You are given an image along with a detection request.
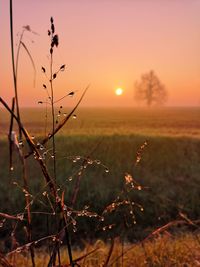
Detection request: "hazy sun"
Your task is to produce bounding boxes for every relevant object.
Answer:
[115,88,123,96]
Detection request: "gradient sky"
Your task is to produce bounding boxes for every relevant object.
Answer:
[1,0,200,107]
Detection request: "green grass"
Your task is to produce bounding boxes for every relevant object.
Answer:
[0,107,200,243]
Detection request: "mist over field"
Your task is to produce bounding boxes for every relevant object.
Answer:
[1,107,200,137]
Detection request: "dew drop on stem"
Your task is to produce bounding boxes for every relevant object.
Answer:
[95,160,101,165]
[68,176,73,181]
[100,217,104,222]
[16,247,22,253]
[87,159,93,165]
[42,191,47,196]
[67,211,72,217]
[17,214,24,221]
[19,140,23,146]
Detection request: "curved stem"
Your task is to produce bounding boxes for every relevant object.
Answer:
[15,29,25,80]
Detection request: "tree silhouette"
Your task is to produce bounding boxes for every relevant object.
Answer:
[134,70,167,107]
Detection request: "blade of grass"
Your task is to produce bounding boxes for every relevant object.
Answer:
[103,238,115,267]
[20,41,36,87]
[0,252,13,267]
[8,97,15,172]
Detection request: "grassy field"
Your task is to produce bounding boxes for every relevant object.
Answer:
[0,107,200,264]
[6,233,200,266]
[1,107,200,138]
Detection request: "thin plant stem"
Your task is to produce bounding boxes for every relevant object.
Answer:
[9,1,35,265]
[21,155,35,267]
[121,235,124,267]
[8,97,15,172]
[15,29,35,266]
[9,0,22,139]
[49,28,60,266]
[50,51,57,182]
[44,100,48,138]
[15,29,25,80]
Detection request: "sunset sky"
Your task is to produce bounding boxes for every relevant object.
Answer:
[1,0,200,107]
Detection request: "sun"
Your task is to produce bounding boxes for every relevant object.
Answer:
[115,88,123,96]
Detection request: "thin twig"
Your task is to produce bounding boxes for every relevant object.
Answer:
[0,212,23,221]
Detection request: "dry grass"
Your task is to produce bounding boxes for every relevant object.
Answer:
[5,233,200,266]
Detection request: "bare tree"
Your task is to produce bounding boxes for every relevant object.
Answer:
[134,70,167,107]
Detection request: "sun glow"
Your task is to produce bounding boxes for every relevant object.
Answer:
[115,88,123,96]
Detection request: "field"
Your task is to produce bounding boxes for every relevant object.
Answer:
[1,106,200,137]
[0,107,200,265]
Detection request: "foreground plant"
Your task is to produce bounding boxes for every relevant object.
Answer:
[2,2,148,265]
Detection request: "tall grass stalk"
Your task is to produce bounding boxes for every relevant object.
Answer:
[8,97,15,172]
[49,30,57,183]
[9,1,35,266]
[9,0,21,139]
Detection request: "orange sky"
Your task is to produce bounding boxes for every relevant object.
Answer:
[1,0,200,107]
